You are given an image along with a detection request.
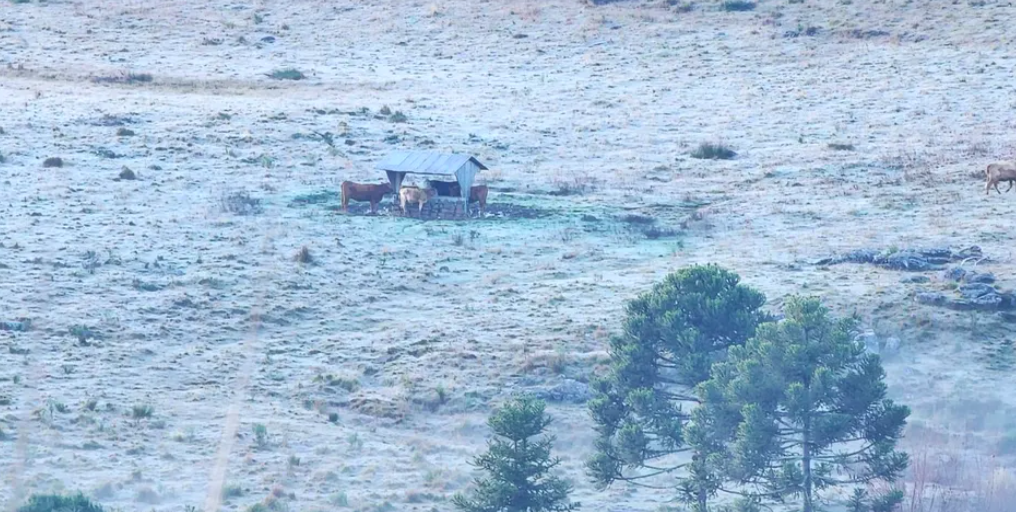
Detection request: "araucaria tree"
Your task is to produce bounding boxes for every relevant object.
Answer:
[453,395,580,512]
[586,264,770,511]
[693,296,909,512]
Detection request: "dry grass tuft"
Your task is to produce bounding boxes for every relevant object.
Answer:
[882,149,934,183]
[294,246,313,264]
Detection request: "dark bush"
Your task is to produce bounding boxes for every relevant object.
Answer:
[722,0,756,11]
[268,68,305,80]
[690,143,737,160]
[17,493,106,512]
[828,143,856,151]
[620,213,656,225]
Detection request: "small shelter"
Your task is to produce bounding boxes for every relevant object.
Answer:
[376,150,488,211]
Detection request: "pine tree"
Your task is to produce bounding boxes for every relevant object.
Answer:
[453,395,580,512]
[17,493,106,512]
[586,264,770,512]
[693,296,909,512]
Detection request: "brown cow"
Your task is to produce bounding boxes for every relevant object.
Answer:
[341,181,392,214]
[468,185,489,215]
[424,179,461,197]
[985,161,1016,195]
[399,186,438,214]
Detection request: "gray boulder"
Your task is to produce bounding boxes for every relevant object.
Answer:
[816,246,986,272]
[916,292,949,306]
[965,271,996,284]
[941,267,967,282]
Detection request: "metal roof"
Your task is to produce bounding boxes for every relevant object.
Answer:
[375,151,488,175]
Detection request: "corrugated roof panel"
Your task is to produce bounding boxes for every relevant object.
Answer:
[375,151,488,175]
[420,153,442,172]
[428,154,453,173]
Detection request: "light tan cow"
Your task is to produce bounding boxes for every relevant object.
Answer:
[985,161,1016,195]
[399,186,437,214]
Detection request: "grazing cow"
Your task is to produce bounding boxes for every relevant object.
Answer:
[985,161,1016,195]
[468,184,489,215]
[341,181,392,213]
[399,186,438,214]
[424,179,461,197]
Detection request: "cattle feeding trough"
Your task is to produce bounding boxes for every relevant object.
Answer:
[376,150,488,220]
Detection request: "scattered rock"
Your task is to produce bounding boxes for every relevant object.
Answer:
[916,292,949,307]
[965,271,996,284]
[941,267,967,282]
[960,283,996,300]
[956,283,1007,309]
[119,166,137,180]
[43,157,63,168]
[815,246,984,271]
[900,275,930,284]
[881,251,937,271]
[916,285,1016,312]
[941,267,995,284]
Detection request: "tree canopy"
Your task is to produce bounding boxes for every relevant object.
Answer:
[587,264,770,511]
[586,265,909,512]
[690,296,909,512]
[454,395,580,512]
